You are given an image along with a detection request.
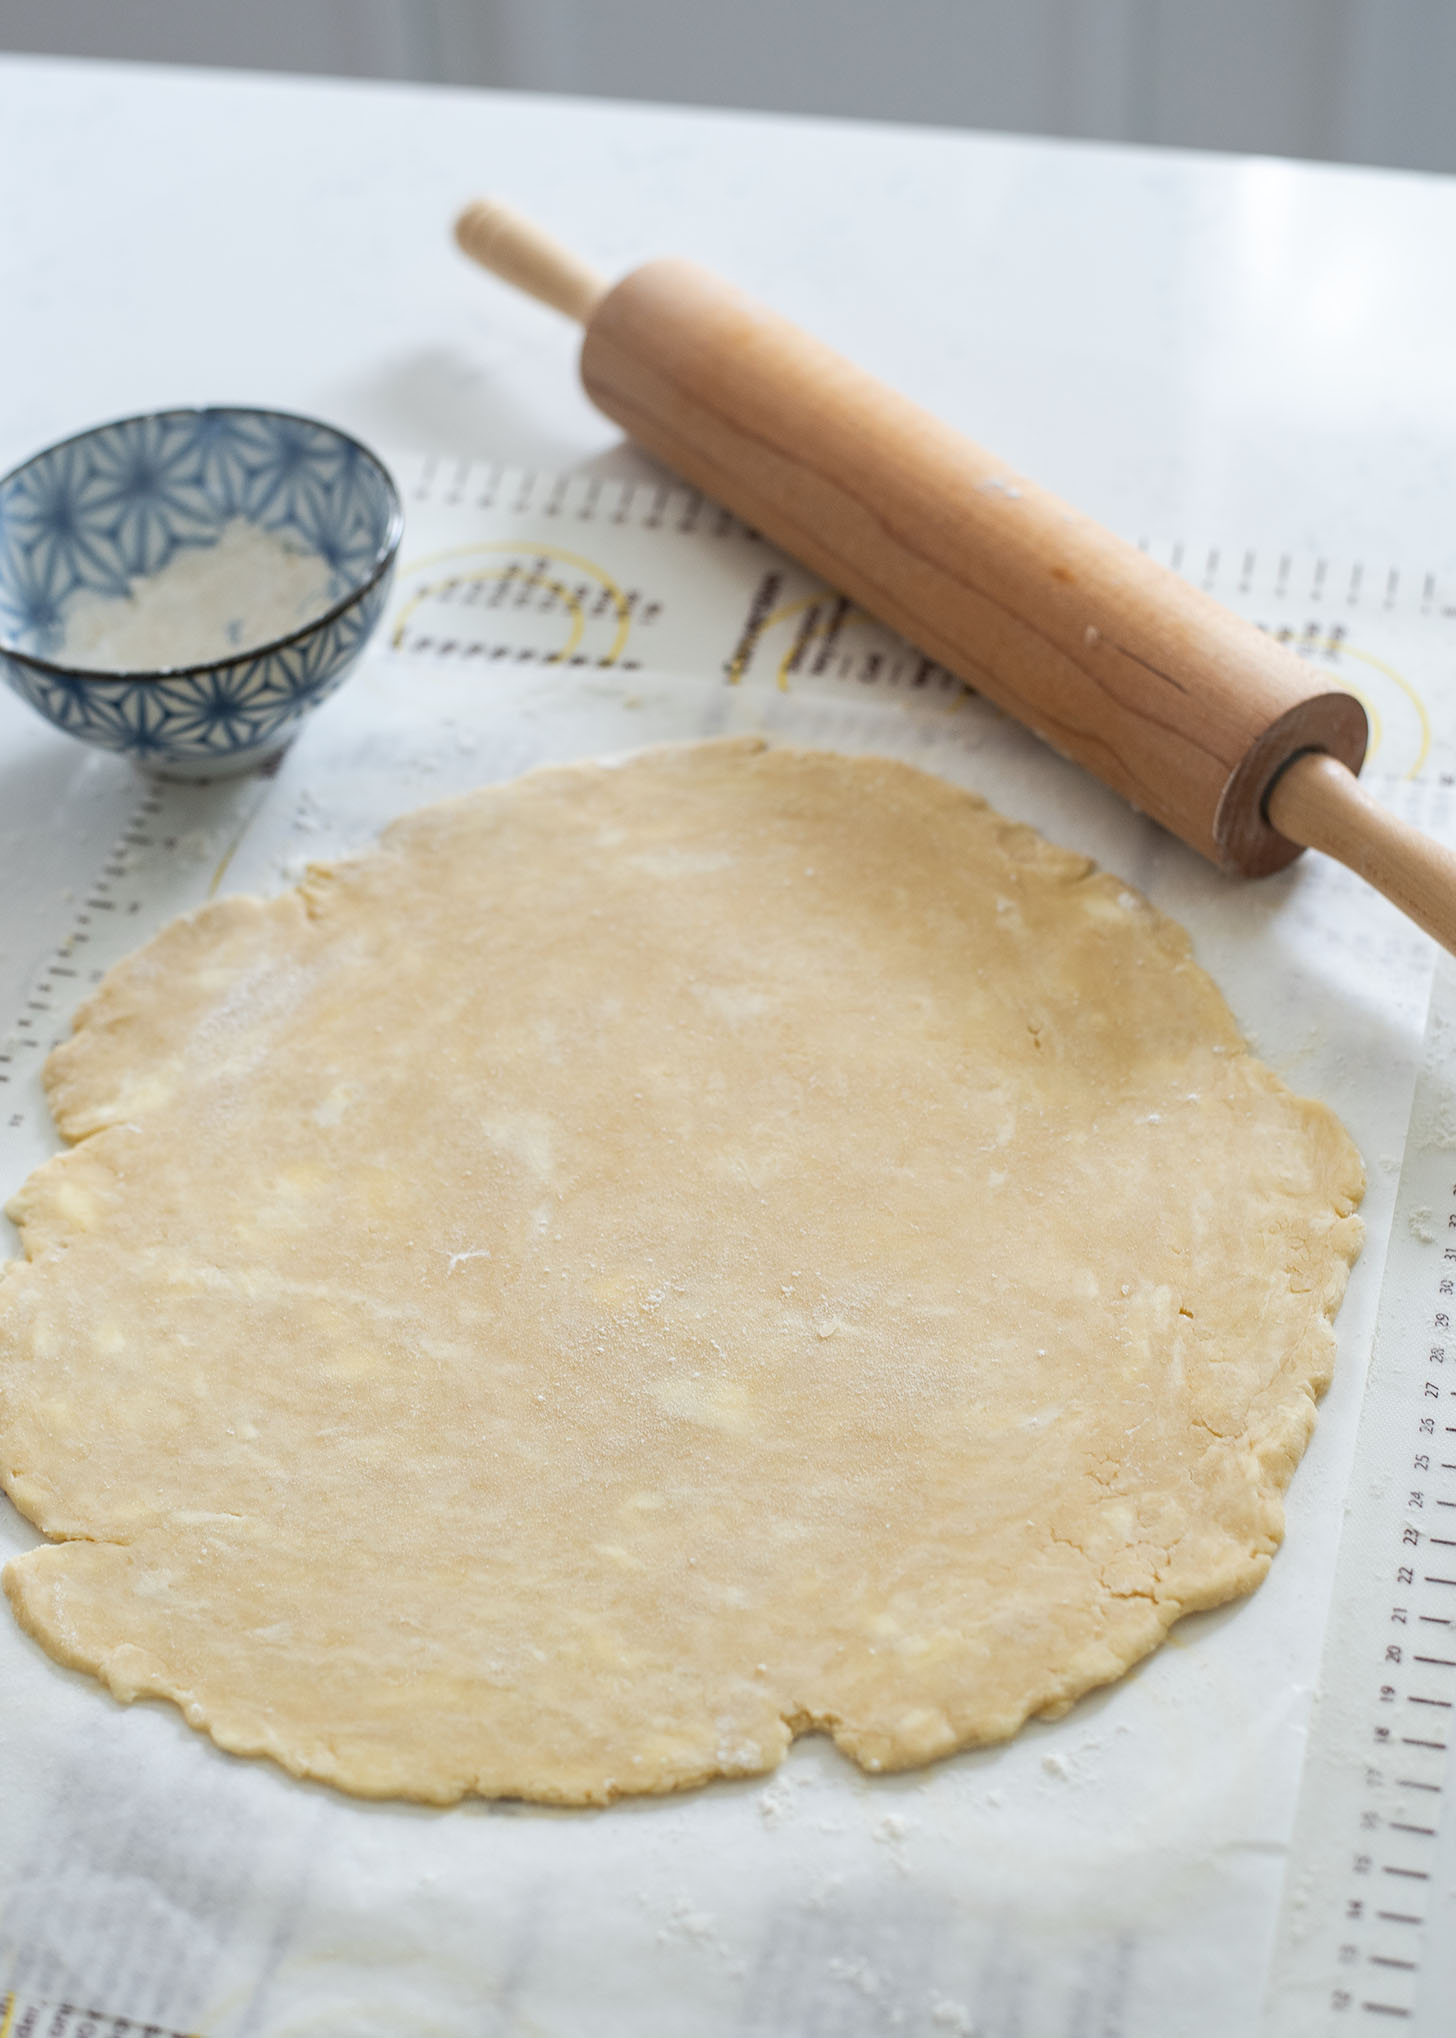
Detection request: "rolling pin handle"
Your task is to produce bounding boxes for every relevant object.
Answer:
[454,199,608,325]
[1267,750,1456,956]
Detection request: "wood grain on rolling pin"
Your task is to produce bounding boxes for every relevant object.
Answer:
[581,258,1366,877]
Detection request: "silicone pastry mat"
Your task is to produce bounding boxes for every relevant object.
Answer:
[0,456,1453,2038]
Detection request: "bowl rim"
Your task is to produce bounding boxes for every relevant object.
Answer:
[0,405,404,683]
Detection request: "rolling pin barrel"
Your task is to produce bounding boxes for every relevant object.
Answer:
[580,259,1365,877]
[455,201,1456,954]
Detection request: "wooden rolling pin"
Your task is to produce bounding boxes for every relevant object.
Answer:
[455,198,1456,953]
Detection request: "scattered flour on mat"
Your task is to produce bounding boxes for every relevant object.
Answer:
[870,1810,916,1871]
[826,1959,980,2033]
[758,1777,796,1826]
[641,1893,745,1978]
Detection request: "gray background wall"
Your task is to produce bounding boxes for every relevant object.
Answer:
[1,0,1454,173]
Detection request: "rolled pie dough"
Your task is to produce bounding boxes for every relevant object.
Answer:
[0,740,1363,1804]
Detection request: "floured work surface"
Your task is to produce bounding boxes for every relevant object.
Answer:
[0,740,1364,1806]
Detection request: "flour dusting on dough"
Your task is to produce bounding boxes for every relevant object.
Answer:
[0,740,1363,1805]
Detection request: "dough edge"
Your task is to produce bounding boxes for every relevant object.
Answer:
[0,738,1366,1805]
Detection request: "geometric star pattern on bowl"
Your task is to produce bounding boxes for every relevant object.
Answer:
[0,408,402,777]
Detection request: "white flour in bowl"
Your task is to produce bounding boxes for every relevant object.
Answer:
[58,519,339,671]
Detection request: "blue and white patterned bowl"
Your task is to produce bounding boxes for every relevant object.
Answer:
[0,407,402,777]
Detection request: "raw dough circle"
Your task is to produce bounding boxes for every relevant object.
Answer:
[0,740,1363,1804]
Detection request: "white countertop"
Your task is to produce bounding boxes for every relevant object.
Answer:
[2,52,1454,572]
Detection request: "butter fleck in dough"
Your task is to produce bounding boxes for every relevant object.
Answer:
[0,740,1364,1804]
